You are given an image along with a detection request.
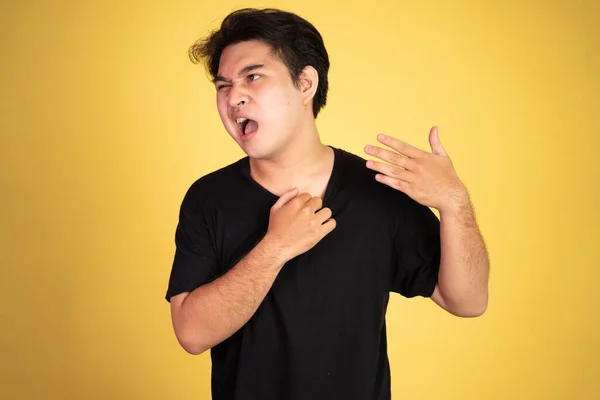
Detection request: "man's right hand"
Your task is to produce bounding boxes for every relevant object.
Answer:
[264,188,336,263]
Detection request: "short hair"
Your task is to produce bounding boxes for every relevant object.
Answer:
[189,8,330,118]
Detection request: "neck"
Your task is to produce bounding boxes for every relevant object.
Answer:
[249,121,333,196]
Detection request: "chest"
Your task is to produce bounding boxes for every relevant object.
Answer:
[272,200,393,311]
[213,193,394,307]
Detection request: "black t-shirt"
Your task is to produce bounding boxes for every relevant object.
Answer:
[165,146,441,400]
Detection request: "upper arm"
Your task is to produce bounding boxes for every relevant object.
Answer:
[169,291,190,317]
[169,291,190,336]
[390,195,441,298]
[430,283,487,317]
[165,184,219,303]
[430,284,449,311]
[168,290,209,355]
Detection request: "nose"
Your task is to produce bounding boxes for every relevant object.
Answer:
[227,83,249,108]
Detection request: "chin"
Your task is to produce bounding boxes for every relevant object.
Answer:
[240,141,283,161]
[241,146,271,160]
[231,125,291,160]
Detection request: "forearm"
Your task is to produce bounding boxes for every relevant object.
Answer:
[173,237,285,354]
[437,192,489,316]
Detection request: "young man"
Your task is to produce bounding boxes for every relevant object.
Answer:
[165,8,489,400]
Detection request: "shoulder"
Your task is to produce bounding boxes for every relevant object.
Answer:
[334,147,380,190]
[334,147,404,202]
[334,146,438,224]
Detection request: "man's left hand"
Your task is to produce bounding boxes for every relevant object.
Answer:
[364,126,469,213]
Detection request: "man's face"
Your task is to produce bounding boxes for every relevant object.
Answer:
[215,40,306,159]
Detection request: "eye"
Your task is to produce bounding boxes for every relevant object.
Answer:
[216,84,230,91]
[247,74,261,82]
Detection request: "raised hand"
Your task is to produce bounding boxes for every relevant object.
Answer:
[364,126,469,213]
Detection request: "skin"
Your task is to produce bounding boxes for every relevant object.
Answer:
[169,39,489,355]
[169,40,336,355]
[364,128,490,317]
[213,40,333,197]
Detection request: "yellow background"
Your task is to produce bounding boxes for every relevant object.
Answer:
[1,0,598,399]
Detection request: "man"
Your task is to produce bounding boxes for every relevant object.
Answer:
[165,8,489,400]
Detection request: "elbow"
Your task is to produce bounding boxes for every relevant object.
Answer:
[182,344,210,356]
[170,299,212,355]
[173,323,212,355]
[434,284,488,318]
[453,305,486,318]
[177,333,211,355]
[451,296,488,318]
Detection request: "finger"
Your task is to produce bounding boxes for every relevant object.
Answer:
[366,160,414,182]
[292,192,312,205]
[375,174,411,193]
[315,206,332,223]
[305,196,323,212]
[429,126,447,156]
[272,187,299,210]
[376,134,424,158]
[320,218,337,235]
[364,146,417,170]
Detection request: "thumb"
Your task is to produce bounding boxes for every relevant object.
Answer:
[429,126,447,156]
[271,187,299,210]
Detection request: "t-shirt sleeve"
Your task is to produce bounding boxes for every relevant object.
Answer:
[390,195,441,298]
[165,182,220,302]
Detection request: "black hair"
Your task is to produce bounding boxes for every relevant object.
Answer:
[189,8,330,118]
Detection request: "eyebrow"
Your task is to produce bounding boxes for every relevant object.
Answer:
[213,64,265,84]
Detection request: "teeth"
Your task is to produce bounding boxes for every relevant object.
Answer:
[236,117,248,124]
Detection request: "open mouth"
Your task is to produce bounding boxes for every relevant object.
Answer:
[236,117,259,136]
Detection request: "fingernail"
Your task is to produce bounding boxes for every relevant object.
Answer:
[378,134,386,141]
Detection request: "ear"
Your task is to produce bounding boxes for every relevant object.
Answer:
[298,65,319,107]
